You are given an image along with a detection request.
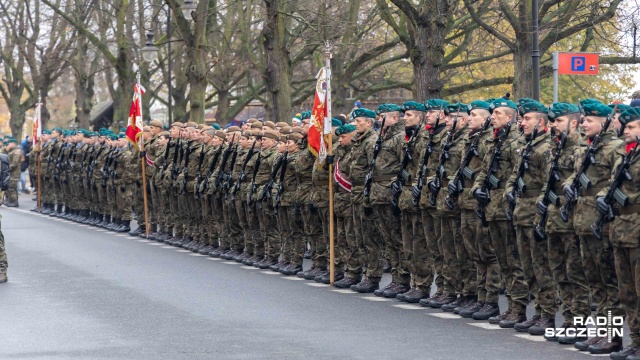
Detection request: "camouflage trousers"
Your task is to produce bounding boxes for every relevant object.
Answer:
[222,199,243,252]
[336,202,359,279]
[42,176,55,204]
[301,205,325,269]
[441,215,475,296]
[4,177,18,205]
[613,246,640,347]
[172,191,185,238]
[156,186,171,233]
[461,210,499,303]
[401,209,433,293]
[580,235,623,318]
[257,200,279,260]
[116,186,132,221]
[0,216,6,272]
[244,200,261,255]
[234,197,251,254]
[96,183,108,215]
[277,205,305,265]
[376,205,409,285]
[516,225,557,317]
[547,232,590,323]
[316,206,331,269]
[488,221,529,314]
[353,203,383,283]
[205,196,222,247]
[422,210,443,294]
[133,184,146,230]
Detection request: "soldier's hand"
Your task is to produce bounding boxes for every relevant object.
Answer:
[447,182,457,196]
[363,206,373,217]
[473,189,490,204]
[325,155,334,165]
[427,180,438,194]
[536,200,548,216]
[411,185,421,201]
[120,186,126,193]
[309,203,318,214]
[391,181,401,197]
[595,197,611,216]
[564,184,575,203]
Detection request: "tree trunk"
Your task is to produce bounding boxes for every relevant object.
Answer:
[262,0,292,122]
[332,58,353,116]
[411,12,446,100]
[8,102,27,140]
[216,88,230,124]
[512,1,533,99]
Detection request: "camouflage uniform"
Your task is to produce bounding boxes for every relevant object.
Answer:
[334,143,361,280]
[506,130,557,319]
[0,215,5,274]
[537,132,590,323]
[564,130,623,320]
[274,150,303,266]
[114,147,133,222]
[5,146,22,205]
[242,143,263,261]
[255,145,280,262]
[471,122,529,316]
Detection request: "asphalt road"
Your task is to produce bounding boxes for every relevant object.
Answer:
[0,194,621,359]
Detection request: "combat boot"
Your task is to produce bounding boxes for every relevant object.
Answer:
[304,248,312,259]
[383,259,391,273]
[270,261,288,272]
[303,267,326,280]
[575,337,605,351]
[333,276,360,288]
[512,314,541,331]
[429,292,456,308]
[528,316,555,336]
[610,346,639,360]
[242,254,260,265]
[258,258,277,270]
[588,336,622,354]
[351,278,379,293]
[298,266,317,279]
[471,303,500,320]
[119,220,130,233]
[253,256,268,268]
[111,219,123,232]
[402,289,428,303]
[40,203,51,214]
[453,295,477,314]
[318,272,344,284]
[281,263,303,276]
[374,282,397,297]
[234,252,250,262]
[129,226,144,237]
[459,301,485,318]
[49,204,59,216]
[384,283,410,298]
[545,321,570,341]
[419,292,443,307]
[441,295,464,312]
[0,273,7,283]
[222,250,240,260]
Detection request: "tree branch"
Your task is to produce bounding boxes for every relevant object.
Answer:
[463,0,515,50]
[442,76,515,97]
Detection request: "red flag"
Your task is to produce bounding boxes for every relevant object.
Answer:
[308,67,330,162]
[126,83,145,151]
[32,102,41,147]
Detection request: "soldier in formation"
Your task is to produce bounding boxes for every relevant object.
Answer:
[25,98,640,360]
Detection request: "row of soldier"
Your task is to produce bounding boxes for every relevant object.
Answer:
[30,97,640,360]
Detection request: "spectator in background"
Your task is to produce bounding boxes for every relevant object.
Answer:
[19,135,31,193]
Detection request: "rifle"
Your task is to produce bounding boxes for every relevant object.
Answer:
[363,116,386,201]
[560,103,617,222]
[179,142,192,195]
[101,146,116,189]
[505,124,539,221]
[248,145,263,206]
[273,149,289,213]
[231,140,257,200]
[171,138,181,180]
[110,151,119,193]
[429,114,458,206]
[46,140,60,172]
[193,145,207,199]
[223,141,240,198]
[215,135,236,193]
[200,144,224,195]
[391,113,424,214]
[475,112,517,227]
[591,137,640,240]
[412,113,441,206]
[446,116,491,209]
[159,139,173,179]
[260,150,287,201]
[533,123,569,241]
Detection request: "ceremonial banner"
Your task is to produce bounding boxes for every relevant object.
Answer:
[308,67,332,163]
[126,81,146,151]
[32,102,42,147]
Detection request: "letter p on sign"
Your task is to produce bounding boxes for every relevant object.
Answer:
[558,52,599,75]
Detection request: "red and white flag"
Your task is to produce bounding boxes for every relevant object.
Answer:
[308,67,332,163]
[126,81,146,151]
[32,102,41,147]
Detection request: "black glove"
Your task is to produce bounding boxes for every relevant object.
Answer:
[473,189,490,204]
[325,155,334,165]
[427,180,438,194]
[309,203,318,214]
[363,206,373,217]
[536,200,548,216]
[564,184,575,204]
[120,186,126,193]
[447,182,458,196]
[391,181,401,197]
[411,185,421,201]
[595,196,611,216]
[136,180,141,187]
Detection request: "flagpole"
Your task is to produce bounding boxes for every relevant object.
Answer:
[324,43,335,286]
[35,98,42,212]
[137,67,150,238]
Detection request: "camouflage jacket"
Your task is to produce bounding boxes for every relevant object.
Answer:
[311,136,338,208]
[273,150,299,207]
[417,124,447,211]
[505,130,551,227]
[8,147,21,179]
[563,130,622,236]
[470,122,521,222]
[369,121,404,206]
[334,143,353,215]
[431,124,469,215]
[457,127,493,210]
[254,146,279,201]
[113,148,133,187]
[92,144,112,182]
[600,143,640,247]
[348,128,376,206]
[537,132,583,233]
[292,139,316,205]
[398,126,427,213]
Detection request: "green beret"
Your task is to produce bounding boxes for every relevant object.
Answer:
[516,98,535,107]
[120,127,126,133]
[489,98,518,112]
[518,100,548,116]
[89,132,98,137]
[42,130,52,135]
[580,99,612,117]
[350,108,377,121]
[70,130,77,136]
[467,100,492,114]
[108,134,117,141]
[331,118,342,127]
[52,127,63,134]
[445,103,470,115]
[376,104,402,115]
[548,102,580,121]
[335,124,356,136]
[486,98,497,103]
[7,138,17,144]
[619,107,640,125]
[212,123,221,130]
[425,99,450,111]
[402,101,426,112]
[300,111,312,120]
[609,103,632,114]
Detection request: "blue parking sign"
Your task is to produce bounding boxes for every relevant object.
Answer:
[571,57,586,71]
